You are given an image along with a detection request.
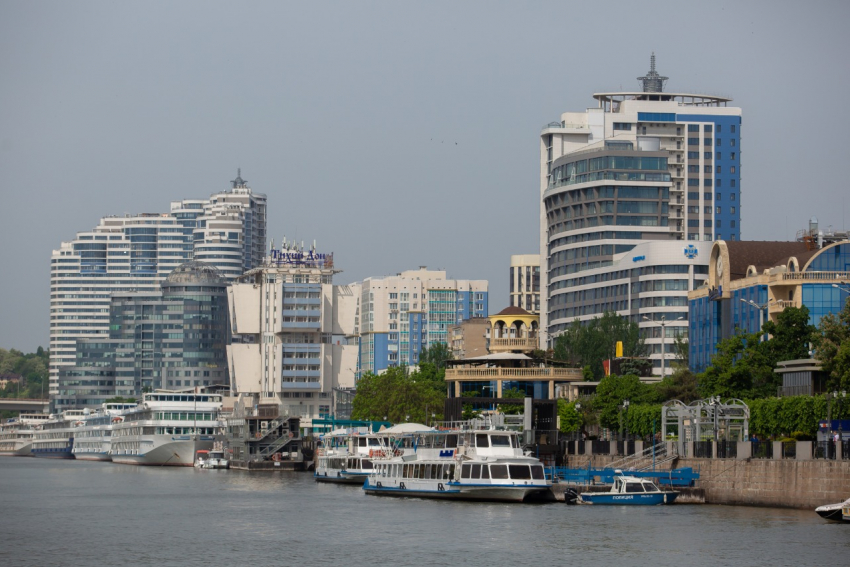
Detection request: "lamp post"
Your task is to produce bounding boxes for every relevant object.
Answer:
[619,399,630,442]
[739,298,774,341]
[642,316,684,378]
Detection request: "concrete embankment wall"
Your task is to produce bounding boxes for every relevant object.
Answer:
[563,454,850,509]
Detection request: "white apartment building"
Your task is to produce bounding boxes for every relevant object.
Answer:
[226,244,359,428]
[49,172,266,398]
[510,254,541,314]
[355,267,488,377]
[539,56,741,376]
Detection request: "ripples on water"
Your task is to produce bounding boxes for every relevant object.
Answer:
[1,458,847,567]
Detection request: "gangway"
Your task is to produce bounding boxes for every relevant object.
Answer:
[604,442,679,472]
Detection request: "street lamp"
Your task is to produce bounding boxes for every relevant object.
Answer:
[619,399,630,441]
[642,316,684,378]
[739,298,774,341]
[833,283,850,294]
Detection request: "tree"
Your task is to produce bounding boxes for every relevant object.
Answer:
[497,387,527,415]
[557,399,582,433]
[351,366,446,423]
[553,312,647,380]
[419,342,453,370]
[654,367,700,404]
[813,296,850,392]
[593,374,660,430]
[761,305,816,363]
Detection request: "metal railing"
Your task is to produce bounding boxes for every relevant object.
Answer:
[694,441,712,458]
[782,441,797,459]
[716,441,737,459]
[751,441,773,459]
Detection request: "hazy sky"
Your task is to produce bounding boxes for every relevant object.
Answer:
[2,1,849,351]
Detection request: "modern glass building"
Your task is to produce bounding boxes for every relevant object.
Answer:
[539,56,742,376]
[689,238,850,373]
[49,172,266,400]
[55,262,231,408]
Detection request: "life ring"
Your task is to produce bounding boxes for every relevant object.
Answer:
[272,453,281,462]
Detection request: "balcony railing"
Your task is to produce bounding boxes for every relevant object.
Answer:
[445,367,584,381]
[780,271,850,281]
[489,338,538,351]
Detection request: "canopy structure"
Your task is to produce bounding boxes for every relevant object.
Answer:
[662,397,749,453]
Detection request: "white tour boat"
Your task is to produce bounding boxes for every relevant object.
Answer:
[110,392,223,466]
[363,422,551,502]
[72,403,138,461]
[315,425,413,484]
[31,410,88,459]
[195,447,229,469]
[0,413,51,456]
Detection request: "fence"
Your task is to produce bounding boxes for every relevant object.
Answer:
[782,441,797,459]
[694,441,712,458]
[716,440,737,459]
[751,441,773,459]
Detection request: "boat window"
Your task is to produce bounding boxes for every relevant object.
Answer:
[490,465,509,479]
[480,466,490,479]
[432,436,445,448]
[625,483,645,493]
[531,465,545,480]
[424,464,433,480]
[509,465,531,479]
[445,434,458,448]
[645,482,659,492]
[368,438,380,446]
[511,436,519,448]
[402,464,409,478]
[490,435,511,447]
[418,465,426,479]
[461,464,472,479]
[362,459,373,470]
[476,434,489,448]
[471,464,481,478]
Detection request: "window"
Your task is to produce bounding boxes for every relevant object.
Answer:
[688,219,700,227]
[688,165,699,173]
[704,206,712,214]
[704,124,712,132]
[731,179,736,187]
[677,127,682,135]
[716,152,721,160]
[730,193,736,201]
[716,206,721,214]
[731,220,736,228]
[730,206,736,214]
[731,233,736,241]
[716,166,721,174]
[688,179,699,186]
[704,178,712,187]
[688,124,699,132]
[716,193,722,200]
[716,179,722,187]
[730,166,736,174]
[731,125,736,133]
[716,138,721,146]
[613,122,632,130]
[704,138,712,146]
[704,192,712,201]
[688,151,699,159]
[688,206,699,214]
[731,152,736,161]
[731,139,736,147]
[705,152,712,160]
[717,220,722,228]
[717,125,722,133]
[704,165,712,173]
[688,138,699,145]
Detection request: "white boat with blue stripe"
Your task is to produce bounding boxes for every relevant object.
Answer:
[579,471,679,505]
[363,420,550,502]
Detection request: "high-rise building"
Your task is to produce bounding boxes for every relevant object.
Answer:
[539,56,741,376]
[55,262,231,408]
[49,172,266,399]
[226,243,360,430]
[509,254,541,314]
[356,267,488,377]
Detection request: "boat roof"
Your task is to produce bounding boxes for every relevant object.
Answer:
[380,423,434,434]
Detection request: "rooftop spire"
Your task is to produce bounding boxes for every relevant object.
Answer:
[231,168,247,189]
[637,52,668,93]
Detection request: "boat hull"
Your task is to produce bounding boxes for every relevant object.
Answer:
[112,437,212,466]
[314,470,363,484]
[0,443,33,456]
[815,502,850,522]
[363,480,548,502]
[580,491,678,505]
[31,448,75,459]
[73,452,112,462]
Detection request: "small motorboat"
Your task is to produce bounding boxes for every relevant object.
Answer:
[579,471,678,505]
[815,497,850,522]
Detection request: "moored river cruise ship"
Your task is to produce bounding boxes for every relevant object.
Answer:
[110,392,224,466]
[72,403,138,461]
[363,422,550,502]
[31,410,88,459]
[0,413,51,456]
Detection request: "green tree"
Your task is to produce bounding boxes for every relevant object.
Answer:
[553,312,647,380]
[654,367,700,404]
[557,399,582,433]
[419,342,453,370]
[351,366,446,424]
[761,305,816,362]
[813,296,850,392]
[497,387,527,415]
[593,374,660,430]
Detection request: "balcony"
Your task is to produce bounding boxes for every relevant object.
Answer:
[445,367,583,382]
[489,337,539,352]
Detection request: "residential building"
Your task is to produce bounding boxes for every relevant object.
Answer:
[55,261,231,408]
[510,254,541,314]
[540,55,741,376]
[689,223,850,373]
[355,267,488,377]
[49,171,266,400]
[226,243,359,430]
[448,317,489,360]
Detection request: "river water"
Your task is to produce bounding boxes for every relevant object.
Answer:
[1,458,847,567]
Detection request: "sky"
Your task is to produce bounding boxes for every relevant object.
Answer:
[1,1,849,352]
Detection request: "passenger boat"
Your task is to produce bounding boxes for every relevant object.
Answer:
[362,422,550,502]
[0,413,51,456]
[31,410,88,459]
[110,392,223,466]
[579,472,679,505]
[72,403,137,461]
[314,426,374,483]
[815,497,850,523]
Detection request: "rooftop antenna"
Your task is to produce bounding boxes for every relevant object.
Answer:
[231,168,246,189]
[637,52,668,93]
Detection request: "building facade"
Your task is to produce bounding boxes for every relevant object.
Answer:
[55,262,231,408]
[355,267,488,377]
[539,56,741,376]
[510,254,541,314]
[448,317,490,360]
[689,236,850,373]
[49,172,266,399]
[226,244,359,429]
